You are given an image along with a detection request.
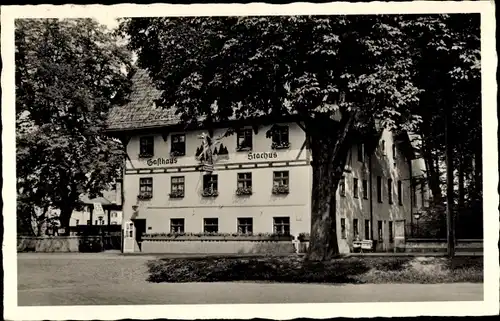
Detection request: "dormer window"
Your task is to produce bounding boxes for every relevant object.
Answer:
[171,134,186,156]
[236,129,253,151]
[139,137,154,158]
[271,125,290,150]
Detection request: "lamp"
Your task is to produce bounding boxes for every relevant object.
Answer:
[413,212,421,237]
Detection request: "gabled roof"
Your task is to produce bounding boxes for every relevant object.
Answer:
[79,189,118,206]
[106,69,179,131]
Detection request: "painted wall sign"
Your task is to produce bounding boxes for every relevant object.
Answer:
[146,157,178,166]
[247,152,278,161]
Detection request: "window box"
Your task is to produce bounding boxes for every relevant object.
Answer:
[236,187,253,196]
[141,232,293,242]
[236,146,252,152]
[170,150,185,157]
[272,185,289,195]
[169,190,185,199]
[202,188,219,197]
[271,141,290,150]
[138,153,154,158]
[137,192,152,200]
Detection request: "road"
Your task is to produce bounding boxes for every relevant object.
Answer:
[17,253,483,306]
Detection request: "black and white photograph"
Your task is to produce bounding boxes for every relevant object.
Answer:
[2,2,498,320]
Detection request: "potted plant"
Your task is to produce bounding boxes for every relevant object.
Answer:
[169,190,184,198]
[137,192,152,200]
[272,184,290,195]
[202,188,219,197]
[271,141,290,150]
[170,150,185,157]
[236,186,253,196]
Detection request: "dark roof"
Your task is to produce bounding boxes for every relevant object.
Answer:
[107,69,179,131]
[79,189,118,206]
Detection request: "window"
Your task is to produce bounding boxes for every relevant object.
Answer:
[357,144,364,162]
[170,176,185,198]
[340,177,346,197]
[75,219,79,226]
[341,218,346,239]
[377,176,382,203]
[388,178,393,204]
[273,217,290,235]
[202,174,218,196]
[139,136,154,157]
[237,218,253,234]
[95,220,98,225]
[271,125,290,149]
[364,220,370,240]
[392,143,397,160]
[171,134,186,156]
[204,218,218,233]
[237,172,252,195]
[412,180,418,207]
[237,129,253,151]
[353,178,359,198]
[237,172,252,188]
[139,177,153,199]
[397,180,403,205]
[378,221,383,242]
[87,220,91,225]
[353,219,359,238]
[362,179,368,199]
[171,218,185,233]
[273,171,289,194]
[389,221,394,243]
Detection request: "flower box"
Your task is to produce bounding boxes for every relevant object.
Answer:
[202,188,219,197]
[142,232,294,242]
[137,192,152,200]
[138,153,153,158]
[236,146,252,152]
[272,185,290,195]
[170,150,185,157]
[236,187,253,196]
[271,141,290,150]
[169,191,184,199]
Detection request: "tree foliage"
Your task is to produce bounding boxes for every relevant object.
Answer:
[119,14,480,258]
[16,18,133,234]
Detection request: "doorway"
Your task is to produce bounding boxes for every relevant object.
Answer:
[133,219,147,251]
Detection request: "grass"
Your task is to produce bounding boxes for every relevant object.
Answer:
[147,255,483,284]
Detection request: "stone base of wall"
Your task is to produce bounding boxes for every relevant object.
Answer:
[405,239,483,253]
[17,236,104,253]
[141,239,296,254]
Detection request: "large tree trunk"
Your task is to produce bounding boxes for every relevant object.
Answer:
[305,113,356,261]
[458,153,465,210]
[59,206,73,236]
[421,137,443,205]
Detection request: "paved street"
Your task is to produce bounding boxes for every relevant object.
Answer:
[17,253,483,306]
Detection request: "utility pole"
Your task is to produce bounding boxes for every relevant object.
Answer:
[445,103,455,258]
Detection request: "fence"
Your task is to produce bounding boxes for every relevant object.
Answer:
[406,218,483,240]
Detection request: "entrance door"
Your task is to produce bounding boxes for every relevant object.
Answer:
[394,220,406,252]
[133,219,147,251]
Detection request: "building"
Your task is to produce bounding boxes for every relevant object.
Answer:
[106,69,422,253]
[69,187,124,228]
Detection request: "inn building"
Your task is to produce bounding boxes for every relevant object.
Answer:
[106,69,423,253]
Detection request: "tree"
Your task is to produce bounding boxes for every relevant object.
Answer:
[401,14,481,240]
[16,19,133,235]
